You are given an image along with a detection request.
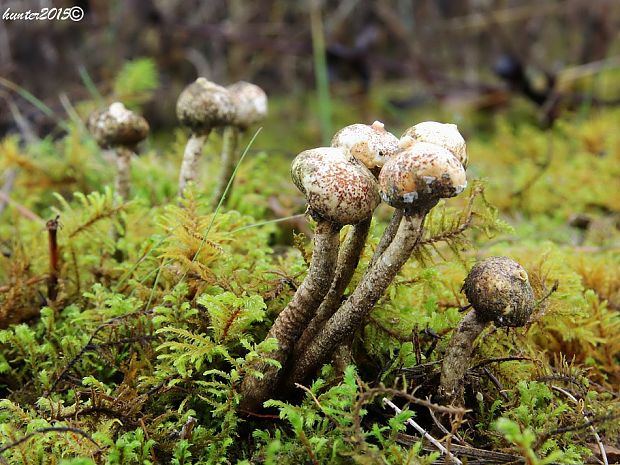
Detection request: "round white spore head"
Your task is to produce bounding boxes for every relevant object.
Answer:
[402,121,467,168]
[331,121,399,169]
[227,81,268,129]
[88,102,149,148]
[291,147,380,225]
[176,77,236,132]
[463,256,535,327]
[379,141,467,212]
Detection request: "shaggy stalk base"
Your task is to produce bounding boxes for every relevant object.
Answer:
[295,217,372,353]
[178,132,209,197]
[212,126,240,208]
[287,213,425,388]
[239,220,340,410]
[438,310,487,406]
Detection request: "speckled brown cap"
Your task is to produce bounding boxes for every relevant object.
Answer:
[463,256,535,327]
[402,121,467,168]
[331,121,399,169]
[88,102,149,148]
[291,147,380,225]
[227,81,268,129]
[378,141,467,212]
[176,78,236,132]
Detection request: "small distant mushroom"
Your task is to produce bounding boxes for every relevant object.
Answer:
[176,77,235,196]
[295,121,399,352]
[240,146,380,410]
[212,81,268,207]
[288,141,467,388]
[88,102,149,200]
[438,256,535,406]
[402,121,468,167]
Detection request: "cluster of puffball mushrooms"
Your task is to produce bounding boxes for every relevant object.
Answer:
[88,77,267,205]
[239,120,535,411]
[87,82,535,411]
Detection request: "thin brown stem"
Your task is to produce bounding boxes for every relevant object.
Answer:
[240,220,341,410]
[383,397,463,465]
[46,216,60,302]
[287,213,425,387]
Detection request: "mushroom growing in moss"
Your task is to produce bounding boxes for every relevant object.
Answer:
[288,140,467,388]
[371,123,468,266]
[295,121,399,353]
[438,256,535,406]
[176,77,235,196]
[240,146,380,410]
[88,102,149,200]
[212,81,268,207]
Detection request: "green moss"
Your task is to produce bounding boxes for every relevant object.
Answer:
[0,90,618,464]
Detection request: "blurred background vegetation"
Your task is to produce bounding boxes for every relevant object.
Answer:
[1,0,620,145]
[2,0,619,249]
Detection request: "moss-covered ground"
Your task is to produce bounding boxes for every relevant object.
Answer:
[0,73,619,464]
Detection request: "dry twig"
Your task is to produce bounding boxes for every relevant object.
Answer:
[550,385,608,465]
[383,397,463,464]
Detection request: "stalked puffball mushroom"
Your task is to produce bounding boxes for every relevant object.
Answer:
[331,120,399,172]
[370,136,467,269]
[88,102,149,200]
[240,146,380,410]
[438,256,535,406]
[288,141,467,388]
[295,121,399,354]
[402,121,467,167]
[213,81,268,207]
[176,77,236,196]
[379,141,467,214]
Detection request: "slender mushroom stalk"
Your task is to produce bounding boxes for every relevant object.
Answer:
[295,121,398,353]
[240,147,380,410]
[88,102,149,200]
[438,256,535,407]
[212,81,267,207]
[368,208,403,268]
[288,141,467,388]
[176,78,235,197]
